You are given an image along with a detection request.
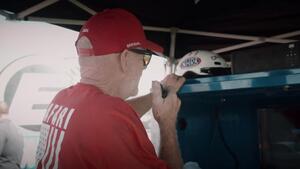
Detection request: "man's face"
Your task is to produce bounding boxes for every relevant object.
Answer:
[125,50,150,97]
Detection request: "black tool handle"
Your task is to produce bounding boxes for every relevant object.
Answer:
[160,84,168,99]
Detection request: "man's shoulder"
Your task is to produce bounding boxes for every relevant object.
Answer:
[90,96,133,115]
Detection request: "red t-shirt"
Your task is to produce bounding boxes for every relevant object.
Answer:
[36,83,169,169]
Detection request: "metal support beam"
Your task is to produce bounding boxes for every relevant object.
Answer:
[272,30,300,39]
[28,16,86,25]
[213,30,300,53]
[169,28,177,59]
[143,26,170,33]
[144,26,295,43]
[178,29,294,43]
[68,0,97,15]
[169,28,178,73]
[17,0,59,19]
[26,16,298,55]
[26,16,295,44]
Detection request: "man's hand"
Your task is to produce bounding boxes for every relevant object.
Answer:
[151,80,184,169]
[151,81,181,128]
[161,74,185,94]
[126,74,185,118]
[152,74,185,128]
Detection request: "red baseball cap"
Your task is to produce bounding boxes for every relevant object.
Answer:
[76,8,164,56]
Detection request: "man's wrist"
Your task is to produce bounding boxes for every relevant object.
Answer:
[159,123,177,136]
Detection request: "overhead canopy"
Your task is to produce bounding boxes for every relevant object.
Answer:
[1,0,300,59]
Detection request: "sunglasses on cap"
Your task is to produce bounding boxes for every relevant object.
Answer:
[128,48,153,68]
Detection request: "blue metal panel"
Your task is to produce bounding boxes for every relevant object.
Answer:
[177,68,300,169]
[180,69,300,94]
[177,97,260,169]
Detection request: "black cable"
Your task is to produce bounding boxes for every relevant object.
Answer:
[207,106,219,169]
[214,105,240,169]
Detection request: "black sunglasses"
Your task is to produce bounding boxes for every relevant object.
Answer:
[128,48,153,67]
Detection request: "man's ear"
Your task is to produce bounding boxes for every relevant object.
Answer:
[120,49,129,73]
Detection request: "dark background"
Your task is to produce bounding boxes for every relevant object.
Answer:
[1,0,300,59]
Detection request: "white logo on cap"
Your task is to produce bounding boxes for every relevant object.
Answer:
[127,42,141,48]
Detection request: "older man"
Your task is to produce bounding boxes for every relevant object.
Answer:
[36,8,185,169]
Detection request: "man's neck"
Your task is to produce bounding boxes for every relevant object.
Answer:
[80,77,126,99]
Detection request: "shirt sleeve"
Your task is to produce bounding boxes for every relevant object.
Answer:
[87,110,170,169]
